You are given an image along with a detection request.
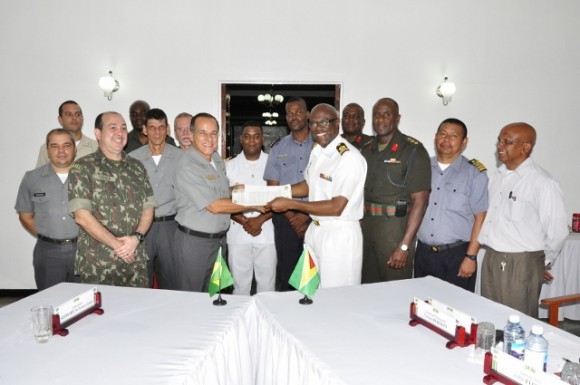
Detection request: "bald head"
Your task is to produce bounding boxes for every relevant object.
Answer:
[497,122,536,170]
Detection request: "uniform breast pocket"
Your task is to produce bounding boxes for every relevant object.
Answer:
[444,183,469,212]
[509,200,528,222]
[385,163,406,187]
[31,193,50,204]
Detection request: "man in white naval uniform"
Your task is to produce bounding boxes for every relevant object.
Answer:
[226,122,276,295]
[267,104,367,288]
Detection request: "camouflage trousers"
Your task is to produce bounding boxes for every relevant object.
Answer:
[79,266,148,288]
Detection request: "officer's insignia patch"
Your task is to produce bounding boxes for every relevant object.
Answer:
[469,158,487,172]
[406,136,420,145]
[336,143,349,155]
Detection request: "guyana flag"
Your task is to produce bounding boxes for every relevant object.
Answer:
[208,247,234,297]
[289,246,320,297]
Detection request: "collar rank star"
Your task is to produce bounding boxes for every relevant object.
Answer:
[336,143,349,155]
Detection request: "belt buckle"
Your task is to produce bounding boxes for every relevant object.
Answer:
[431,246,439,252]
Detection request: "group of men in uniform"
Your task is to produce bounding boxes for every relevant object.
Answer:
[16,96,568,317]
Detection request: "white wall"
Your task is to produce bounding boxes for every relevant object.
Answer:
[1,0,579,288]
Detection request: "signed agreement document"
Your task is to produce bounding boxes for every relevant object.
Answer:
[232,184,292,206]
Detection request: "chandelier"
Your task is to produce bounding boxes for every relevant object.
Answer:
[258,90,284,126]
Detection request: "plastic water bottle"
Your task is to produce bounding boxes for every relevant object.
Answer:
[524,325,549,372]
[503,314,526,359]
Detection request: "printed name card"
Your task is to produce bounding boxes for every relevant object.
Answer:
[52,287,104,336]
[409,297,477,349]
[483,348,564,385]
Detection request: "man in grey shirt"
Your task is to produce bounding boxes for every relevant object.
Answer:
[129,108,182,289]
[16,128,80,289]
[36,100,98,167]
[173,113,260,292]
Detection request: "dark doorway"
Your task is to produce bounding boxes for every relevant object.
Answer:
[220,83,341,158]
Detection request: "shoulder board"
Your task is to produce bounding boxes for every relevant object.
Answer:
[405,136,421,146]
[336,142,350,155]
[469,158,487,172]
[269,137,282,149]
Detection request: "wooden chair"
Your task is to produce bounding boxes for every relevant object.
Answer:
[540,294,580,327]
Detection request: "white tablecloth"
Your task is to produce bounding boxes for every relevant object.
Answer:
[540,232,580,320]
[254,276,580,385]
[0,283,258,385]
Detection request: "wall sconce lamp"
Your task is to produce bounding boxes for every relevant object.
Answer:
[436,77,456,106]
[99,71,120,101]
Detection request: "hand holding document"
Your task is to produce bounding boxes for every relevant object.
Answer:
[232,184,292,206]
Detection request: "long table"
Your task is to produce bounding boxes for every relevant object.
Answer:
[0,283,258,385]
[1,278,579,385]
[253,276,580,385]
[540,232,580,321]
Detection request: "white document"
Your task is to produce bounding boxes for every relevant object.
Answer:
[232,184,292,206]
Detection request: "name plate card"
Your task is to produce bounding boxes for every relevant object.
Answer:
[52,287,104,336]
[414,297,457,336]
[483,348,564,385]
[429,298,477,335]
[410,297,477,349]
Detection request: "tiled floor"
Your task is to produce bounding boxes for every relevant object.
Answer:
[1,294,579,336]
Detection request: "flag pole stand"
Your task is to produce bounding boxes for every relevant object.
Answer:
[213,292,227,306]
[299,295,313,305]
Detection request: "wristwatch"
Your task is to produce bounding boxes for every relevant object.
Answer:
[399,244,409,252]
[132,231,145,243]
[466,254,477,261]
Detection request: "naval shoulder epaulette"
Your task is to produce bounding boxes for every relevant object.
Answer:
[405,136,422,146]
[469,158,487,172]
[268,137,282,149]
[336,142,349,155]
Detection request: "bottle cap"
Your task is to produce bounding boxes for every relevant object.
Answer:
[531,325,543,335]
[508,314,520,323]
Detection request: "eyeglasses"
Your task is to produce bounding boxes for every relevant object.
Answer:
[309,118,338,129]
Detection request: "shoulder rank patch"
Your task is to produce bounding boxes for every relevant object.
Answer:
[336,143,349,155]
[469,158,487,172]
[405,136,421,145]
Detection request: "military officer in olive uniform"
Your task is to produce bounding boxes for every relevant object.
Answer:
[361,98,431,283]
[341,103,374,150]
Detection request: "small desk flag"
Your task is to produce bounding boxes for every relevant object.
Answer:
[208,247,234,297]
[289,246,320,297]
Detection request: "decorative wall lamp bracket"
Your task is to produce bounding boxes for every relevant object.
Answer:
[436,77,456,106]
[99,71,120,101]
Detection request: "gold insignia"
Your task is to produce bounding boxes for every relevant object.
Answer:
[269,137,281,149]
[406,136,420,145]
[469,158,487,172]
[207,175,217,180]
[336,143,349,155]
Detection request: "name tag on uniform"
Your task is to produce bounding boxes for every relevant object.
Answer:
[94,173,115,182]
[207,175,217,180]
[33,192,46,197]
[277,154,288,158]
[319,173,332,182]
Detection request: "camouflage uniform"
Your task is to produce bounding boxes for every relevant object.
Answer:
[68,149,156,287]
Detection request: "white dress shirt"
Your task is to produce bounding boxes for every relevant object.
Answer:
[478,158,568,263]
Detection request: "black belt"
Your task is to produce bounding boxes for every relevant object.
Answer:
[178,224,226,239]
[37,234,78,245]
[418,240,467,252]
[154,214,176,222]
